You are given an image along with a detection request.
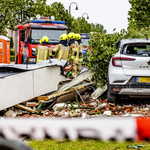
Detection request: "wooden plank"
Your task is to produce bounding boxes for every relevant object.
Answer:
[36,96,49,101]
[47,82,93,100]
[14,104,39,114]
[36,83,94,111]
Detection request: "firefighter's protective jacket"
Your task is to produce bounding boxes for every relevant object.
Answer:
[36,45,52,63]
[70,41,83,62]
[53,44,70,61]
[78,42,83,62]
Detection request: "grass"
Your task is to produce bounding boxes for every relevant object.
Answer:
[26,139,150,150]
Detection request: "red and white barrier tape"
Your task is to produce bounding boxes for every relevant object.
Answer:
[0,117,149,141]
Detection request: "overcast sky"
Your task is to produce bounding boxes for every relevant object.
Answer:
[46,0,131,33]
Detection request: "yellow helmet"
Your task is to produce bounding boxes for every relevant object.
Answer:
[39,39,42,44]
[39,36,49,44]
[68,32,76,40]
[60,33,68,40]
[75,34,81,40]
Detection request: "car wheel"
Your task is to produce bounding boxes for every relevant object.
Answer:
[107,84,117,103]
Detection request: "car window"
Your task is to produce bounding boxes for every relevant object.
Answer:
[122,44,150,57]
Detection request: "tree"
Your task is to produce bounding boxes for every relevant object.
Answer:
[128,0,150,29]
[44,2,74,31]
[86,30,126,87]
[44,2,106,34]
[0,0,46,34]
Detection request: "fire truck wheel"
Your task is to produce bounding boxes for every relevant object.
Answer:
[0,139,33,150]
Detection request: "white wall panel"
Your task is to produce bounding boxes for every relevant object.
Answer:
[33,66,66,97]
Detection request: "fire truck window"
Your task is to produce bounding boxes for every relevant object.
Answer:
[31,29,67,44]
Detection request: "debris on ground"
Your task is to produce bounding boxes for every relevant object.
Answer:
[3,85,150,118]
[1,71,150,119]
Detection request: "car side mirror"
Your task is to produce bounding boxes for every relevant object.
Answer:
[20,29,25,42]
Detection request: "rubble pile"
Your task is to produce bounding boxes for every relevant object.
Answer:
[3,92,150,118]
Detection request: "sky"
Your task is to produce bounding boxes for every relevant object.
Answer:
[46,0,131,34]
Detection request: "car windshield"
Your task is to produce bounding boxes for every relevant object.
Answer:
[122,43,150,57]
[81,39,90,46]
[31,29,67,44]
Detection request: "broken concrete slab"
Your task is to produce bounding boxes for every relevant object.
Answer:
[0,60,67,111]
[56,70,94,93]
[53,103,66,111]
[5,110,17,117]
[91,85,107,100]
[103,111,112,116]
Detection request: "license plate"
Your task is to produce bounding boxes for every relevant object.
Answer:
[137,77,150,83]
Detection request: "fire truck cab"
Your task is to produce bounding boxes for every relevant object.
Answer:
[14,18,68,64]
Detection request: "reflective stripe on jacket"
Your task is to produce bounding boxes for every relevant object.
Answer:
[36,45,49,63]
[78,43,83,62]
[70,41,83,62]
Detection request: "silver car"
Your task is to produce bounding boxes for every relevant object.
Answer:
[107,39,150,102]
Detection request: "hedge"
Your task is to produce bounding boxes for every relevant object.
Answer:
[10,55,15,62]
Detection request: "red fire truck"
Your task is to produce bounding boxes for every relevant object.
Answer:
[14,18,68,64]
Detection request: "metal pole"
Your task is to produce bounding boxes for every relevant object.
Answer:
[69,5,71,14]
[69,2,78,14]
[82,13,89,19]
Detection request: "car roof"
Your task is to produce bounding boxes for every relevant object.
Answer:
[119,39,150,48]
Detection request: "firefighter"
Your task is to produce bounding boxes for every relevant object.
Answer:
[39,36,49,45]
[68,32,79,78]
[36,36,50,63]
[52,33,70,76]
[52,33,69,60]
[75,33,83,75]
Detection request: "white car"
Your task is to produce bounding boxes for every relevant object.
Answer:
[107,38,150,102]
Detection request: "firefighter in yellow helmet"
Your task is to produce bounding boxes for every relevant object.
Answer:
[52,33,70,60]
[75,33,83,75]
[68,32,81,78]
[39,36,49,45]
[36,36,50,63]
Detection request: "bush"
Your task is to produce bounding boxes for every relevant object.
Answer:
[86,28,150,87]
[10,55,15,62]
[10,50,15,55]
